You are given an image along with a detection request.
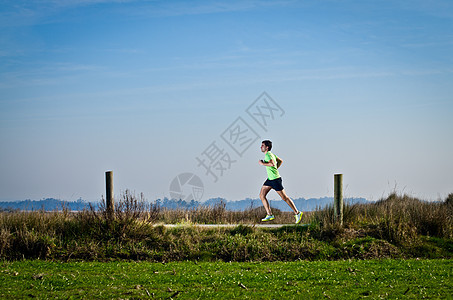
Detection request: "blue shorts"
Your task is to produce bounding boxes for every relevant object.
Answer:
[263,177,284,191]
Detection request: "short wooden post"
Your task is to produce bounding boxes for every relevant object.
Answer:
[106,171,114,219]
[334,174,343,225]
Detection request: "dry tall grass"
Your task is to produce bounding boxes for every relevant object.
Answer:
[0,191,451,261]
[309,193,453,244]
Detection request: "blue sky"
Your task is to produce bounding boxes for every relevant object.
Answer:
[1,0,452,202]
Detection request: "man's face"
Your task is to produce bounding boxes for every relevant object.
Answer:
[261,143,267,153]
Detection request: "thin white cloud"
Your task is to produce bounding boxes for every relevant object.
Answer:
[399,0,453,19]
[0,61,105,89]
[0,0,135,27]
[0,0,297,28]
[401,39,453,49]
[134,0,295,17]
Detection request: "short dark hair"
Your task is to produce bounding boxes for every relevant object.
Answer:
[262,140,272,151]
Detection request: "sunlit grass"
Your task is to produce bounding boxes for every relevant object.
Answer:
[1,259,451,299]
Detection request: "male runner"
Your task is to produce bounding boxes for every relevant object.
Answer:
[258,140,303,224]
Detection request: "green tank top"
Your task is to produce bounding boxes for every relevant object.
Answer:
[265,151,280,180]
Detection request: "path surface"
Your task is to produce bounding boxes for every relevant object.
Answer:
[159,224,310,228]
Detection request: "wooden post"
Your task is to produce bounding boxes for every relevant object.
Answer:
[334,174,343,225]
[106,171,114,219]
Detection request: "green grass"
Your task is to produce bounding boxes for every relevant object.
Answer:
[1,259,451,299]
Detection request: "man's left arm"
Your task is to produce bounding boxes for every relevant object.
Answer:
[276,157,283,169]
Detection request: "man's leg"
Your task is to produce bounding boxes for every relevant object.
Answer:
[259,185,273,215]
[276,189,299,214]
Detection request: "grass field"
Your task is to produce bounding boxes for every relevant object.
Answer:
[1,259,451,299]
[1,193,452,298]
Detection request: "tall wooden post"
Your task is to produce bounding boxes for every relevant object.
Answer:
[334,174,343,225]
[106,171,114,219]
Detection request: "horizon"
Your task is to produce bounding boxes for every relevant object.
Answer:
[0,196,371,213]
[1,1,452,203]
[0,194,369,203]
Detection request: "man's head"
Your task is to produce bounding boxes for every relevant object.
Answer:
[261,140,272,152]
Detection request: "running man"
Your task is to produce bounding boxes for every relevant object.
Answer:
[258,140,303,224]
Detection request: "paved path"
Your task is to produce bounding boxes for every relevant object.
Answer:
[159,223,310,228]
